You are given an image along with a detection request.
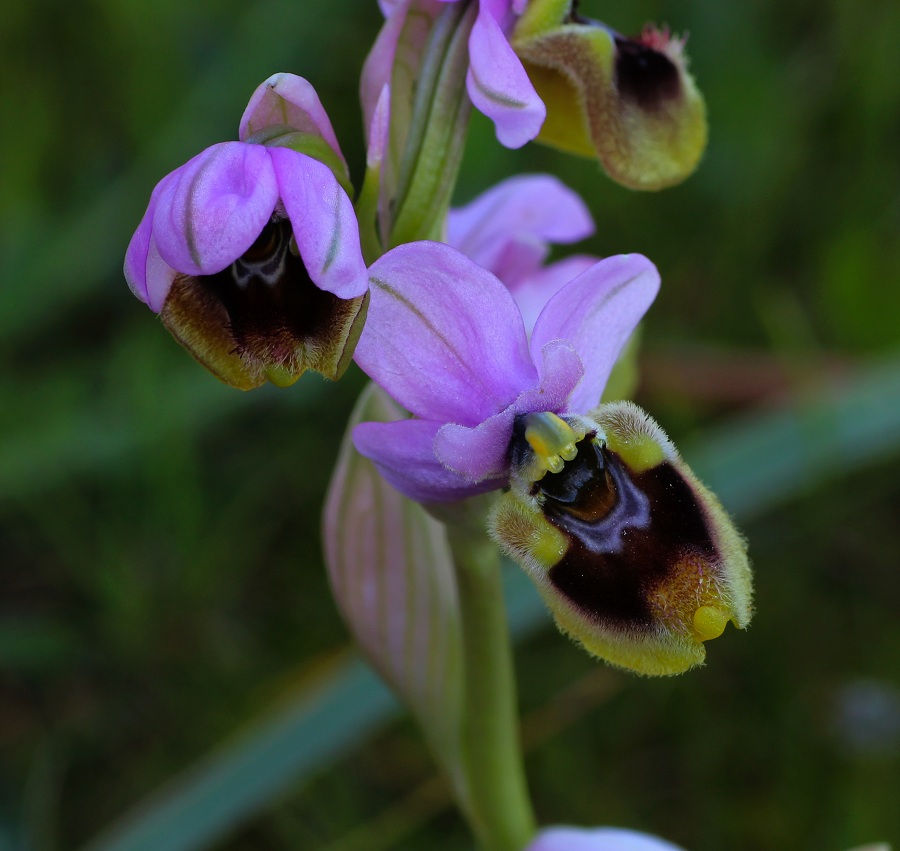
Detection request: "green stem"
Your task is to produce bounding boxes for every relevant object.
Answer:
[355,162,384,265]
[447,524,536,851]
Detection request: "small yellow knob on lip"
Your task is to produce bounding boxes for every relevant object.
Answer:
[266,363,302,387]
[692,605,729,642]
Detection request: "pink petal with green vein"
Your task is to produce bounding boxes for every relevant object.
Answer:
[509,255,598,336]
[152,142,278,277]
[448,174,594,287]
[531,254,660,413]
[239,73,347,170]
[270,147,368,299]
[466,3,545,148]
[357,242,537,424]
[354,418,502,503]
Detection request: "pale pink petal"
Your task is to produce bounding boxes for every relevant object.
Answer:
[377,0,406,15]
[153,142,279,277]
[354,419,501,502]
[531,254,660,413]
[480,0,515,23]
[367,84,392,170]
[357,241,537,424]
[527,827,685,851]
[124,169,179,306]
[513,340,584,415]
[511,254,599,335]
[239,73,347,170]
[449,175,592,267]
[432,341,583,482]
[466,4,545,148]
[448,175,594,285]
[433,408,516,482]
[144,237,179,313]
[270,147,368,299]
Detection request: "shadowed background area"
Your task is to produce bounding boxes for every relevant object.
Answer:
[1,0,899,849]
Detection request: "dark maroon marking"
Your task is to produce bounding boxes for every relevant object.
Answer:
[197,218,340,359]
[614,37,681,110]
[539,439,714,628]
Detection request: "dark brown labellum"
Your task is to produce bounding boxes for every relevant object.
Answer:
[614,37,681,110]
[538,438,715,629]
[197,217,341,366]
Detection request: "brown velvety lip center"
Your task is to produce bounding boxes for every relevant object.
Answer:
[538,439,715,628]
[198,217,341,365]
[614,37,681,110]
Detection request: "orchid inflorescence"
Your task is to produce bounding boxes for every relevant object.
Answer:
[125,1,750,849]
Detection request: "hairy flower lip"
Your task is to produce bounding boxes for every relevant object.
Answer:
[613,34,682,111]
[491,401,753,676]
[511,6,708,189]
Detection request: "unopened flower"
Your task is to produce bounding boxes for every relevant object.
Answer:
[512,1,707,190]
[352,242,752,675]
[366,0,545,149]
[125,74,369,389]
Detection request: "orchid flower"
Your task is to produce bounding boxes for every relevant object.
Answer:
[353,241,651,502]
[124,73,369,389]
[351,242,752,675]
[365,0,545,150]
[526,826,686,851]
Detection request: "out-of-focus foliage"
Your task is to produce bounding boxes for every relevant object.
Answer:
[0,0,898,850]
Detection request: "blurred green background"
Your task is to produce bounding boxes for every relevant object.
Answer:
[2,0,899,849]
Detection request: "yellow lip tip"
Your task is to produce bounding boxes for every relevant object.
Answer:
[692,605,729,642]
[265,364,301,388]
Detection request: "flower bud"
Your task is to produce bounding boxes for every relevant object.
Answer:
[512,1,707,190]
[489,402,752,675]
